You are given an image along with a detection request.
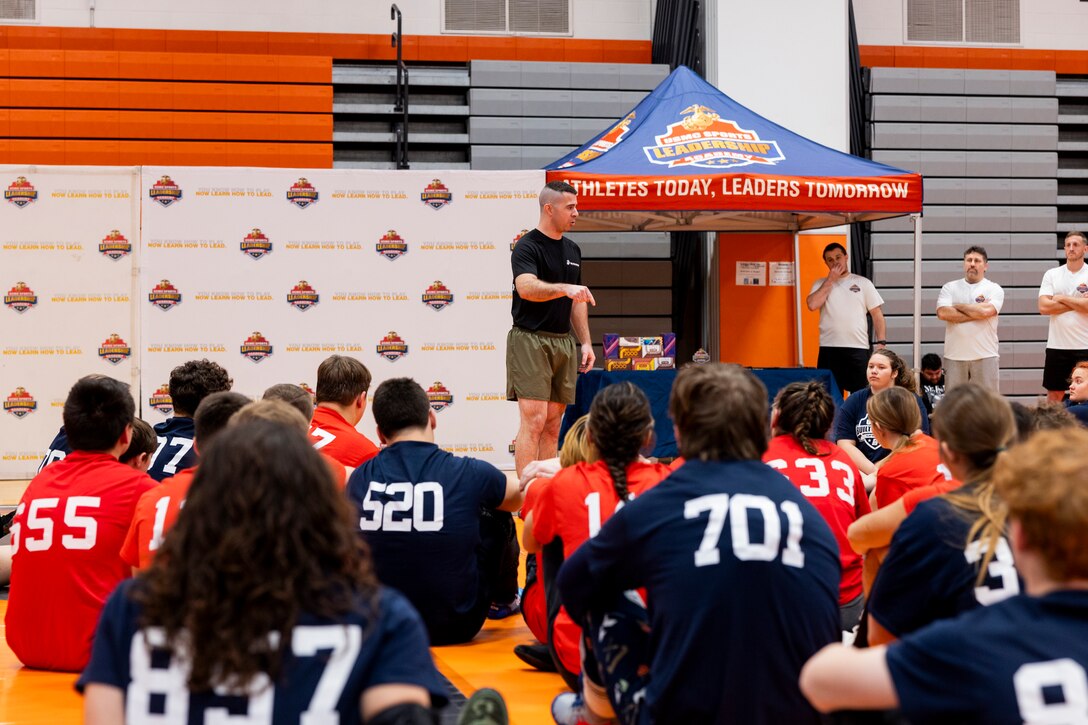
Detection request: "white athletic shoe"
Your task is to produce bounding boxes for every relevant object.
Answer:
[551,692,616,725]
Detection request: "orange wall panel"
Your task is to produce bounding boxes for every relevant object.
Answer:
[225,113,277,140]
[10,109,64,137]
[8,139,65,164]
[65,50,119,78]
[277,142,333,169]
[9,79,65,108]
[117,110,174,139]
[64,139,119,164]
[65,109,120,138]
[117,80,173,110]
[172,53,225,82]
[0,49,7,76]
[59,28,114,51]
[8,49,64,78]
[279,85,332,113]
[164,30,218,55]
[278,114,332,142]
[113,29,167,53]
[116,140,174,165]
[173,111,227,140]
[117,51,173,81]
[275,56,331,84]
[5,27,63,50]
[172,140,229,166]
[64,80,119,109]
[217,31,270,56]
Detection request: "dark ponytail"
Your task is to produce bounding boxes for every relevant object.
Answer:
[772,381,836,456]
[588,382,654,502]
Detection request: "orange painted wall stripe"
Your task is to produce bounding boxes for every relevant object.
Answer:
[860,44,1088,72]
[3,109,329,141]
[2,138,331,167]
[0,26,652,64]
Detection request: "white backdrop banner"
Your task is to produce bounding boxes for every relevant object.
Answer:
[139,167,543,469]
[0,166,141,479]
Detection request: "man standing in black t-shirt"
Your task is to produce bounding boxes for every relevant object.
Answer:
[508,180,595,477]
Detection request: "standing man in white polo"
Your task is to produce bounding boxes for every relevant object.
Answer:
[936,246,1004,392]
[807,242,886,394]
[1039,231,1088,402]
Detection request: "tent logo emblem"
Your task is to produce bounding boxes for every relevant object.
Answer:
[4,282,37,313]
[241,228,272,259]
[149,384,173,415]
[98,334,132,365]
[240,331,273,363]
[149,280,181,310]
[421,179,452,209]
[287,280,319,311]
[645,105,785,170]
[287,178,319,208]
[422,281,454,311]
[560,112,636,167]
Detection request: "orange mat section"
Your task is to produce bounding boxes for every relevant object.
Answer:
[860,44,1088,73]
[0,601,565,724]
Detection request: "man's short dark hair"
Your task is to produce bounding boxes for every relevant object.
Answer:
[544,180,577,196]
[119,418,157,464]
[822,242,847,258]
[921,353,942,371]
[195,391,251,449]
[315,355,371,406]
[169,359,232,417]
[63,375,136,452]
[964,246,988,261]
[371,378,430,439]
[263,383,314,421]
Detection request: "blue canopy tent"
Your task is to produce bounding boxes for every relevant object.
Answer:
[545,66,926,366]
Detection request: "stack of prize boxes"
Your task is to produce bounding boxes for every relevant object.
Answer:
[603,333,676,371]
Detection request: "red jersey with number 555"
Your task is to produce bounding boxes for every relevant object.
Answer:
[763,435,870,605]
[6,451,155,671]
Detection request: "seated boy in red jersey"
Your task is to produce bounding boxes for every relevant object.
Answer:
[308,355,380,468]
[121,391,250,570]
[6,375,156,672]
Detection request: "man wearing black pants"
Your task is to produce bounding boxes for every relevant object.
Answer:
[348,377,523,645]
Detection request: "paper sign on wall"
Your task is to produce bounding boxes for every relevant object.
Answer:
[736,261,766,286]
[770,261,794,286]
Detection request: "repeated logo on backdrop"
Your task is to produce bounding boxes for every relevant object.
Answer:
[148,384,174,415]
[421,179,452,210]
[376,331,409,362]
[99,230,132,260]
[5,177,38,207]
[287,178,319,209]
[240,228,272,259]
[98,334,132,365]
[149,176,182,207]
[376,230,408,260]
[427,381,453,411]
[241,331,274,363]
[149,280,182,310]
[422,281,454,311]
[511,229,529,251]
[287,281,320,311]
[4,387,37,418]
[4,282,37,313]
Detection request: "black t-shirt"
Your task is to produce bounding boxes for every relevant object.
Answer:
[511,228,582,334]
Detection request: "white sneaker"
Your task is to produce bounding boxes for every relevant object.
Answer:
[551,692,615,725]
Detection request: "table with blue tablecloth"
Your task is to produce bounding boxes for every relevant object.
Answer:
[560,367,842,459]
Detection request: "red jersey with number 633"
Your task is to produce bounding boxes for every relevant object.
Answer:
[6,451,155,671]
[763,436,870,604]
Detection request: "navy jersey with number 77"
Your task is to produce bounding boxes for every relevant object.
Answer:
[559,458,841,725]
[148,417,197,482]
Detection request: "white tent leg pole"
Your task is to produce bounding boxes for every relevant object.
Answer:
[794,230,804,366]
[912,214,923,370]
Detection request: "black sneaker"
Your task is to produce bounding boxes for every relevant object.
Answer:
[514,642,557,672]
[457,688,509,725]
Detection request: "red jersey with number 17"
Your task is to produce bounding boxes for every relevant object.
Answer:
[763,435,870,605]
[6,451,156,672]
[120,467,195,570]
[308,406,379,468]
[531,460,672,676]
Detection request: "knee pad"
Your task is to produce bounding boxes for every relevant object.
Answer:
[367,703,439,725]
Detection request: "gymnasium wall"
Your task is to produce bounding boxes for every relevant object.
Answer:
[0,165,542,478]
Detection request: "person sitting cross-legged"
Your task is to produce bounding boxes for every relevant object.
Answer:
[347,377,523,646]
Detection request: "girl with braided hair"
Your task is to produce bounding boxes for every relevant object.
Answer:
[764,380,870,632]
[523,382,671,717]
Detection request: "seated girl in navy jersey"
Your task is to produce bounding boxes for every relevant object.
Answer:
[834,349,930,482]
[866,383,1020,646]
[78,419,459,725]
[763,380,870,633]
[1065,361,1088,425]
[866,387,946,510]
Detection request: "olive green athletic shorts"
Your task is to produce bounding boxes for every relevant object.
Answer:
[506,326,578,404]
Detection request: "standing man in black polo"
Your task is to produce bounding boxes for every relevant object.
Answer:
[508,181,596,477]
